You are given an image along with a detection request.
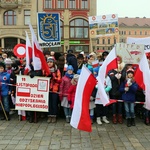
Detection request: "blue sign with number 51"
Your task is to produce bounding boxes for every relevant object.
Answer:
[37,13,60,43]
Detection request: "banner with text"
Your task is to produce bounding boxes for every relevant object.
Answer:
[127,37,150,53]
[37,12,61,48]
[15,75,50,112]
[89,14,119,38]
[116,43,144,64]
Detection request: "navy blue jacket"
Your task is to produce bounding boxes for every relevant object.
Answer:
[119,80,138,103]
[0,71,10,96]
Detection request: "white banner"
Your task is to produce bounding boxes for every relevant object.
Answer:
[15,75,50,112]
[127,37,150,53]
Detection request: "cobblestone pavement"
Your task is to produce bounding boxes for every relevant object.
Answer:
[0,113,150,150]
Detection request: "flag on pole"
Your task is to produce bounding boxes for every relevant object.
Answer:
[29,24,50,75]
[70,65,97,132]
[95,47,118,106]
[134,53,150,110]
[24,31,32,74]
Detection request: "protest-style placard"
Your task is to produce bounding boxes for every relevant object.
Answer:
[116,43,144,64]
[89,14,119,38]
[15,75,50,112]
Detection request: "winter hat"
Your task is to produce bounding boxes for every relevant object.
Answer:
[77,54,84,59]
[89,52,97,60]
[102,51,109,57]
[67,65,74,71]
[67,49,73,54]
[126,68,134,75]
[4,58,12,65]
[11,63,19,71]
[0,62,5,69]
[47,56,55,62]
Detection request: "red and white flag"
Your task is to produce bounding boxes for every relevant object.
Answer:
[134,53,150,110]
[70,65,97,132]
[24,31,32,74]
[29,24,50,75]
[95,47,117,106]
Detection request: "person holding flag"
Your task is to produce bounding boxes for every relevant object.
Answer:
[119,68,138,127]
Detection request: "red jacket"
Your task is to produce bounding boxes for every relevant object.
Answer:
[59,75,72,100]
[67,85,77,109]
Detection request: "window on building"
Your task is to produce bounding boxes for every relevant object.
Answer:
[108,38,110,44]
[114,38,116,44]
[145,31,147,35]
[135,31,137,35]
[24,10,30,25]
[81,0,88,9]
[97,39,99,44]
[4,38,17,48]
[57,0,64,8]
[124,31,126,35]
[70,45,89,53]
[122,31,123,35]
[129,31,131,35]
[4,10,16,25]
[70,18,89,38]
[102,39,105,44]
[140,31,142,35]
[69,0,76,9]
[103,47,105,50]
[44,0,52,9]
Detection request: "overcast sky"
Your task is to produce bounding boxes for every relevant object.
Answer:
[97,0,150,18]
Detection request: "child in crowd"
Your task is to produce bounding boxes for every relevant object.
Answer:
[119,68,138,127]
[59,65,74,123]
[67,74,79,121]
[47,57,61,123]
[95,75,112,125]
[0,62,11,120]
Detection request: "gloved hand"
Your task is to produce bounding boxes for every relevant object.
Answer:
[124,87,129,92]
[128,82,132,86]
[90,96,94,101]
[115,73,121,79]
[68,100,72,105]
[30,73,34,78]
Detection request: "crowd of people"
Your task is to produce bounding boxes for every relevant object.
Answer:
[0,50,149,127]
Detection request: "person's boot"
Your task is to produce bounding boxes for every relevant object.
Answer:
[51,116,57,123]
[145,117,150,125]
[66,116,70,123]
[102,116,110,124]
[112,114,117,124]
[127,118,131,127]
[118,114,123,124]
[29,117,33,123]
[96,117,102,125]
[47,116,52,123]
[131,118,135,126]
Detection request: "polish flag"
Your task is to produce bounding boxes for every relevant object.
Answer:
[95,47,117,106]
[70,65,97,132]
[134,53,150,110]
[29,24,50,75]
[24,31,32,74]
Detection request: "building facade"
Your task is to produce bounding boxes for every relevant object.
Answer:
[39,0,96,53]
[96,17,150,51]
[0,0,97,55]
